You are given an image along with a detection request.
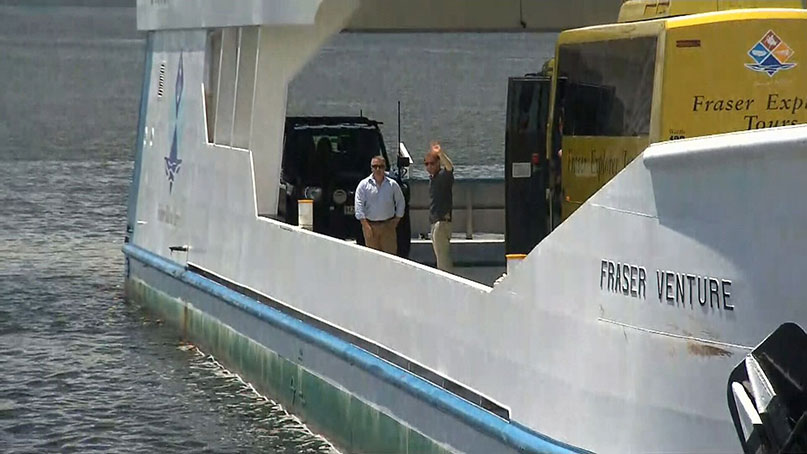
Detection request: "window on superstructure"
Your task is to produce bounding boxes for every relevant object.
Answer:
[204,27,259,148]
[557,36,657,137]
[231,27,258,149]
[204,29,222,143]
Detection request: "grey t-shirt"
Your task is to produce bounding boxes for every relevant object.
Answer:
[428,168,454,224]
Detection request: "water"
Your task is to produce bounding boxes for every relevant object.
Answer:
[0,5,555,452]
[0,160,340,453]
[289,32,557,178]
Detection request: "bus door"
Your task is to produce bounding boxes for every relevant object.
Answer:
[505,75,554,254]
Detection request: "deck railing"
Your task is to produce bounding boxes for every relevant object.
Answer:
[407,178,505,239]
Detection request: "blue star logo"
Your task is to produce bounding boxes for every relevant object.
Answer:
[165,53,184,193]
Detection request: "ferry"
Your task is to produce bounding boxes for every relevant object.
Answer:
[124,1,807,452]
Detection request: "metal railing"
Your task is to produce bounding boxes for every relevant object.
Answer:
[407,178,505,239]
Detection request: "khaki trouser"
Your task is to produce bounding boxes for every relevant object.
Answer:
[362,219,397,255]
[431,221,453,272]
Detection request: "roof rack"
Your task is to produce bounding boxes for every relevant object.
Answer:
[286,116,383,129]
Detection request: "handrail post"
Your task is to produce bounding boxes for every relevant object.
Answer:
[465,186,473,239]
[298,199,313,230]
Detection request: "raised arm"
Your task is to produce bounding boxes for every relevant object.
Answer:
[431,142,454,172]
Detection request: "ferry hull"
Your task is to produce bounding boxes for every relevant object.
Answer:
[123,244,582,454]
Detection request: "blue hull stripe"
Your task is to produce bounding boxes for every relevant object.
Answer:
[123,243,589,454]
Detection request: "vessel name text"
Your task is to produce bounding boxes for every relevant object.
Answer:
[157,203,181,227]
[600,259,734,312]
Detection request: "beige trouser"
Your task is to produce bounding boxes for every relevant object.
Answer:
[431,221,453,272]
[362,219,397,255]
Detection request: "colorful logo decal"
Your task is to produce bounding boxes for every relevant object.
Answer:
[745,30,796,77]
[165,53,184,193]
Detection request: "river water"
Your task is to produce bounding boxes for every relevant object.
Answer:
[0,4,554,453]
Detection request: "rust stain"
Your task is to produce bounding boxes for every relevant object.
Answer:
[687,342,732,358]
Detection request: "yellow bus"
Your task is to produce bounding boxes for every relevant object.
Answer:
[547,0,807,222]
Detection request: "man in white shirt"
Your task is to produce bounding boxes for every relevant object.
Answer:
[354,155,405,255]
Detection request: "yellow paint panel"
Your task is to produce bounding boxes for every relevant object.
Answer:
[554,8,807,224]
[619,1,804,23]
[557,20,662,46]
[660,18,807,140]
[619,0,717,23]
[561,136,649,219]
[666,8,807,28]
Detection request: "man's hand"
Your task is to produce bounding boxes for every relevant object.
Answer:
[392,217,401,228]
[360,219,373,240]
[430,140,453,172]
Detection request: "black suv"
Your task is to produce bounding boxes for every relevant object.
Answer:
[279,116,412,257]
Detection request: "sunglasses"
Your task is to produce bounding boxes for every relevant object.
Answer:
[424,160,437,166]
[371,164,385,169]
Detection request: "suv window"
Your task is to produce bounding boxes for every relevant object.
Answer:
[282,126,387,186]
[279,117,410,258]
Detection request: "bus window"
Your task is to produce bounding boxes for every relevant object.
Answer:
[554,36,658,219]
[557,36,657,137]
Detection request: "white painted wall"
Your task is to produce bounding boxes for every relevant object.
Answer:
[137,0,620,32]
[132,17,807,454]
[250,0,359,216]
[137,0,324,31]
[347,0,621,30]
[134,30,207,266]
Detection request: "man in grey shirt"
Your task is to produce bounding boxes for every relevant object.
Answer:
[425,141,454,272]
[355,155,405,255]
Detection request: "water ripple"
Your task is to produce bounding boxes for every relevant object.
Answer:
[0,160,338,454]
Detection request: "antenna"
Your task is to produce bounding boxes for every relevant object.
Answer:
[395,101,412,180]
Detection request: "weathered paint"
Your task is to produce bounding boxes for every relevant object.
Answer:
[125,276,446,454]
[123,243,585,454]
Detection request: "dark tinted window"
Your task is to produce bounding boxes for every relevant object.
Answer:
[558,37,657,137]
[282,127,384,185]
